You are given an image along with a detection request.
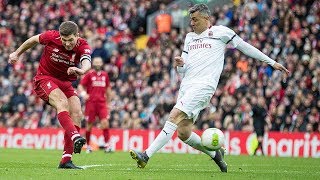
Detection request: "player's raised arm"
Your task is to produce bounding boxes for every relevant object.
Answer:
[236,38,290,75]
[9,34,40,64]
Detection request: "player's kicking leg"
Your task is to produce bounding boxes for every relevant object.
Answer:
[180,120,227,173]
[129,108,182,168]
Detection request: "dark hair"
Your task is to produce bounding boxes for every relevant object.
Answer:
[189,3,211,17]
[59,21,78,36]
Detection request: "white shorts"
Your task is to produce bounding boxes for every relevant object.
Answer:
[174,84,215,123]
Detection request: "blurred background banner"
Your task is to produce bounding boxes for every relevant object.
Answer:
[1,128,319,158]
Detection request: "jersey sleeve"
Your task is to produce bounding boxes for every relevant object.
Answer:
[78,40,92,62]
[181,33,191,60]
[176,34,190,74]
[218,25,242,48]
[39,30,55,45]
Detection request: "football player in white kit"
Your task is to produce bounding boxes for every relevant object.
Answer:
[130,3,289,173]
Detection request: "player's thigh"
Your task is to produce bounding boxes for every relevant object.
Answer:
[33,75,68,111]
[98,102,109,128]
[68,95,83,125]
[169,107,188,125]
[85,102,98,124]
[48,88,69,112]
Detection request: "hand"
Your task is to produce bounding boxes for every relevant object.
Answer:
[67,67,85,76]
[9,52,19,64]
[174,56,185,67]
[272,62,290,75]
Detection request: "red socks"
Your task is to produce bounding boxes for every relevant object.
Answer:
[57,111,80,141]
[86,130,91,146]
[61,132,73,164]
[59,112,82,164]
[103,128,109,144]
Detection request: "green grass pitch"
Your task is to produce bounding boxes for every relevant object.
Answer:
[0,148,319,180]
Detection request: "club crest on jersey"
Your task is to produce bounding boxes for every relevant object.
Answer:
[70,53,76,62]
[84,49,91,54]
[208,31,213,37]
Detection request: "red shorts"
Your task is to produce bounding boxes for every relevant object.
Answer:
[85,101,109,123]
[33,74,77,102]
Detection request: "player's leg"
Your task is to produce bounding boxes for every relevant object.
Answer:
[49,89,81,141]
[85,121,94,153]
[84,102,95,153]
[33,76,82,169]
[178,119,216,158]
[49,91,83,169]
[68,95,86,154]
[98,102,111,152]
[178,119,227,172]
[130,107,184,168]
[101,118,111,152]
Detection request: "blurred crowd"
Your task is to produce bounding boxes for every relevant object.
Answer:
[0,0,319,134]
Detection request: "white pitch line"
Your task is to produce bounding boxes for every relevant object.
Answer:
[79,164,104,169]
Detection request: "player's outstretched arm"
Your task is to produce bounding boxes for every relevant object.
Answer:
[9,35,40,64]
[236,40,290,75]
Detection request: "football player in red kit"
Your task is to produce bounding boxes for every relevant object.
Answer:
[79,57,112,153]
[8,21,91,169]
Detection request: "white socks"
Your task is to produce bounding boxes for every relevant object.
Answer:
[145,122,216,159]
[184,132,216,159]
[145,121,177,157]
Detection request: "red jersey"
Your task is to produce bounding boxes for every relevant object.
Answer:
[80,70,110,102]
[38,30,91,81]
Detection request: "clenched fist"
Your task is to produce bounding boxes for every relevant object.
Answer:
[8,52,19,64]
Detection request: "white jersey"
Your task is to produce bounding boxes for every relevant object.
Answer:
[179,25,243,89]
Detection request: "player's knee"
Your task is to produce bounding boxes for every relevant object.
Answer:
[101,119,109,128]
[177,126,191,141]
[55,98,69,111]
[70,111,83,121]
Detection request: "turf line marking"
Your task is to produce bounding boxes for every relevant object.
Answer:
[80,164,104,169]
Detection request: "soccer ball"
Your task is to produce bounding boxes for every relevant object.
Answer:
[201,128,225,151]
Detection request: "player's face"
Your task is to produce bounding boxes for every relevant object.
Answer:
[60,34,79,50]
[92,57,103,71]
[190,11,209,34]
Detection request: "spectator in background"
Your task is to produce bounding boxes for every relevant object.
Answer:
[155,3,172,34]
[92,38,109,63]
